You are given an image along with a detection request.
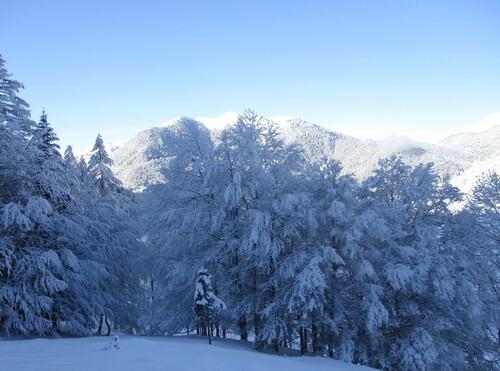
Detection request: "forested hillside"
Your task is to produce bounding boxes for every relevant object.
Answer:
[1,55,499,370]
[113,114,498,193]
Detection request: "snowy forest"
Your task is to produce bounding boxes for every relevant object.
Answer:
[1,55,499,370]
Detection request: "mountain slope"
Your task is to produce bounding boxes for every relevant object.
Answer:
[112,114,500,192]
[438,125,500,191]
[275,117,466,181]
[113,117,212,190]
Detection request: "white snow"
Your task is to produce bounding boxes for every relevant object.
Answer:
[195,112,240,131]
[159,116,184,128]
[0,335,375,371]
[72,140,123,162]
[269,115,297,124]
[465,112,500,133]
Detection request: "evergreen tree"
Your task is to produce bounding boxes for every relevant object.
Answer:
[63,145,77,167]
[88,133,122,193]
[87,134,142,334]
[194,268,226,344]
[1,107,108,335]
[0,58,54,335]
[32,110,60,157]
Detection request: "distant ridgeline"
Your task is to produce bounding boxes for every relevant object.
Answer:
[2,53,499,370]
[112,114,499,193]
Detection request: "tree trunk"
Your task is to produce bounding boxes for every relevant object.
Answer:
[238,315,248,341]
[254,313,261,338]
[311,322,320,354]
[208,320,212,345]
[328,342,334,358]
[300,327,308,354]
[51,315,58,333]
[105,316,111,336]
[97,315,104,335]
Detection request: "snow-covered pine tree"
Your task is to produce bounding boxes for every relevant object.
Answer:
[0,106,108,335]
[88,133,121,193]
[194,268,226,344]
[87,134,142,335]
[0,55,38,334]
[63,145,77,167]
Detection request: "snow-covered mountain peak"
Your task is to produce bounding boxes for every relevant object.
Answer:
[195,112,240,131]
[160,116,202,128]
[159,116,183,127]
[269,115,297,124]
[112,112,500,193]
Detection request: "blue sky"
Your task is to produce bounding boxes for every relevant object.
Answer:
[2,0,499,149]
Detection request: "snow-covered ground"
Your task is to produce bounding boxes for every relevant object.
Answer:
[0,335,375,371]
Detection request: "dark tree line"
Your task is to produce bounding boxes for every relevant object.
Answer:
[0,55,142,337]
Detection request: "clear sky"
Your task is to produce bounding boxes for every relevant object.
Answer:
[2,0,499,149]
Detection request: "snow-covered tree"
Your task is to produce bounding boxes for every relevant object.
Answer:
[0,61,61,335]
[336,156,482,370]
[207,110,315,351]
[86,134,142,334]
[88,134,121,193]
[139,118,216,335]
[63,145,77,167]
[305,158,359,357]
[456,171,500,367]
[194,268,226,344]
[0,107,109,335]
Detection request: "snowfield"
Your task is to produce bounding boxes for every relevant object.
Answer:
[0,335,375,371]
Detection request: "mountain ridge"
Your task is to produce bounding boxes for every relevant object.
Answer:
[111,113,500,192]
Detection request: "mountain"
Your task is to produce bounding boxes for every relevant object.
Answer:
[112,113,500,193]
[437,125,500,191]
[273,117,465,181]
[438,125,500,161]
[113,117,212,191]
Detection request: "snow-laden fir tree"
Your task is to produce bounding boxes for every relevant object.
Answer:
[0,54,38,334]
[194,268,226,344]
[88,133,121,193]
[1,107,109,335]
[63,145,77,167]
[87,134,142,335]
